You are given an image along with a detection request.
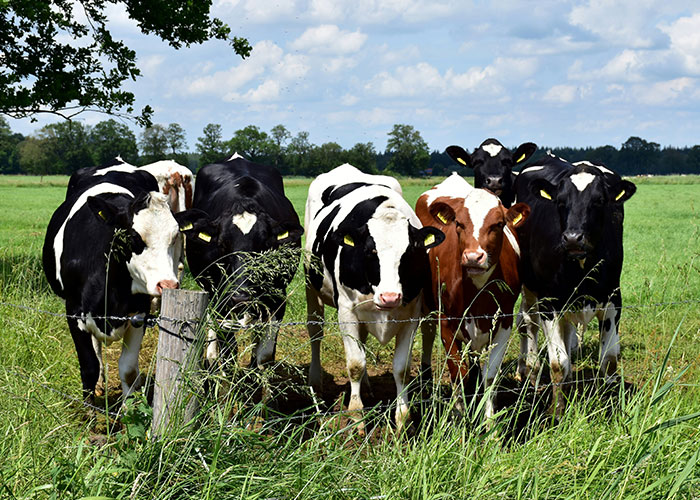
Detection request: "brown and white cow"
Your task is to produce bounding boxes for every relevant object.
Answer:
[416,173,529,419]
[139,160,195,213]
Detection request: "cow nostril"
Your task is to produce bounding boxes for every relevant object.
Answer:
[157,280,179,294]
[379,292,402,307]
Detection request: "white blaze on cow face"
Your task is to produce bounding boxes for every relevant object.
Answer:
[425,172,473,207]
[232,211,257,235]
[462,189,503,285]
[482,143,504,157]
[366,202,411,309]
[54,183,133,289]
[127,193,182,295]
[570,172,596,192]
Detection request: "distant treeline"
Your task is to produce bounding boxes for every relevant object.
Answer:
[1,116,698,177]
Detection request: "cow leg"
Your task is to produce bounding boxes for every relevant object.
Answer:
[598,299,620,382]
[91,336,106,397]
[339,310,366,435]
[439,318,468,412]
[205,327,219,368]
[517,287,540,385]
[392,326,415,433]
[119,323,145,398]
[69,319,100,400]
[482,326,511,421]
[306,285,325,395]
[420,319,436,384]
[542,316,572,416]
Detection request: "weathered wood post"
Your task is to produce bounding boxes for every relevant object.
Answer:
[152,288,209,435]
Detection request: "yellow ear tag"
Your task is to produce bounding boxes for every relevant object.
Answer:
[615,189,625,201]
[516,153,526,163]
[98,210,106,220]
[436,212,449,224]
[343,235,354,247]
[198,232,212,243]
[180,222,193,231]
[277,230,289,240]
[539,189,552,200]
[424,233,436,246]
[512,213,523,226]
[457,157,467,166]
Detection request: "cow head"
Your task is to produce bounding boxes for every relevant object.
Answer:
[179,200,303,314]
[531,166,636,261]
[429,190,529,277]
[87,191,183,296]
[446,138,537,206]
[331,197,444,310]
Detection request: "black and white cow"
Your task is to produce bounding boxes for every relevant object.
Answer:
[305,163,445,433]
[513,154,636,414]
[43,169,195,399]
[179,153,303,368]
[446,138,537,207]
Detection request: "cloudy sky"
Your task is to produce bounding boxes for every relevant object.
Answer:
[10,0,700,153]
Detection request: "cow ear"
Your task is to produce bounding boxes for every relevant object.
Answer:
[513,142,537,164]
[87,195,130,228]
[531,178,556,202]
[506,202,530,227]
[611,180,636,204]
[446,146,472,169]
[414,226,445,249]
[429,202,456,226]
[276,222,304,243]
[175,209,218,244]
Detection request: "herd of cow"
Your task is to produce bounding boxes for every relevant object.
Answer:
[41,137,636,431]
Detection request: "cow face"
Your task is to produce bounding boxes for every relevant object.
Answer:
[446,139,536,200]
[332,199,444,310]
[532,169,636,260]
[429,191,529,276]
[87,192,182,296]
[180,204,303,311]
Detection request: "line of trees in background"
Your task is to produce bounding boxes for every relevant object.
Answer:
[1,116,699,177]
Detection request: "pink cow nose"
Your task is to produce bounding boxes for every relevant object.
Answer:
[462,250,487,267]
[378,292,402,309]
[156,279,179,295]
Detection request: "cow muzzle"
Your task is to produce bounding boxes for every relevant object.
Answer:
[484,177,504,195]
[375,292,402,310]
[461,250,489,274]
[155,279,179,295]
[562,231,590,258]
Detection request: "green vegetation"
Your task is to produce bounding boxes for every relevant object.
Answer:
[1,176,699,498]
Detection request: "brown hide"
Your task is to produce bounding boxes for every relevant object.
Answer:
[416,190,528,381]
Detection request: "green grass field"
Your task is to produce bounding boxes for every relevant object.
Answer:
[1,174,699,499]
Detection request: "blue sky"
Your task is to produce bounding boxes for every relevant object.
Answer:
[9,0,700,153]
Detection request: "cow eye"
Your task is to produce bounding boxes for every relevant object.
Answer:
[277,230,289,240]
[491,222,505,232]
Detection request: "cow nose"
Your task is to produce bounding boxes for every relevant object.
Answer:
[485,177,503,189]
[462,250,486,266]
[378,292,402,309]
[562,231,584,248]
[156,279,179,294]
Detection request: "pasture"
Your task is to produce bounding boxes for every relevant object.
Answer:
[1,173,699,499]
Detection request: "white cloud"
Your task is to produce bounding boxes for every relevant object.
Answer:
[217,0,298,23]
[661,13,700,74]
[323,57,359,74]
[568,0,662,48]
[290,25,367,54]
[542,84,591,104]
[635,77,695,105]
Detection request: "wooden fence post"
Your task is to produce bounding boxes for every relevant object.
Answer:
[151,288,209,435]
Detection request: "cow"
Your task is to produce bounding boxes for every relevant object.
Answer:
[416,173,530,420]
[178,153,303,370]
[67,158,194,214]
[305,163,445,433]
[446,138,537,207]
[513,154,636,415]
[43,170,197,400]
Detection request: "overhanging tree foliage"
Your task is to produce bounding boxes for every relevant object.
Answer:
[0,0,251,126]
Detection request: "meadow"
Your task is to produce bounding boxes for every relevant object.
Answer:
[0,173,699,499]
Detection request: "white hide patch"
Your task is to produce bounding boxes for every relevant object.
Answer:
[503,226,520,257]
[127,192,181,295]
[232,211,257,235]
[482,143,503,157]
[93,163,138,176]
[519,165,545,175]
[54,183,133,289]
[424,172,473,206]
[78,312,128,343]
[570,172,596,192]
[228,152,245,161]
[367,201,411,303]
[464,189,500,242]
[573,161,614,176]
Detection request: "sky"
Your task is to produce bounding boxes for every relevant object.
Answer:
[8,0,700,153]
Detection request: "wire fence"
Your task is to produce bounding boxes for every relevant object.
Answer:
[1,296,699,423]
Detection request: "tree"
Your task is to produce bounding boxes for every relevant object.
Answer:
[306,142,344,177]
[88,119,138,165]
[17,137,51,178]
[346,142,377,173]
[286,131,313,175]
[0,1,251,125]
[36,121,93,174]
[270,124,291,172]
[385,124,430,176]
[196,123,227,169]
[139,124,169,164]
[226,125,275,163]
[0,116,23,173]
[165,123,187,156]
